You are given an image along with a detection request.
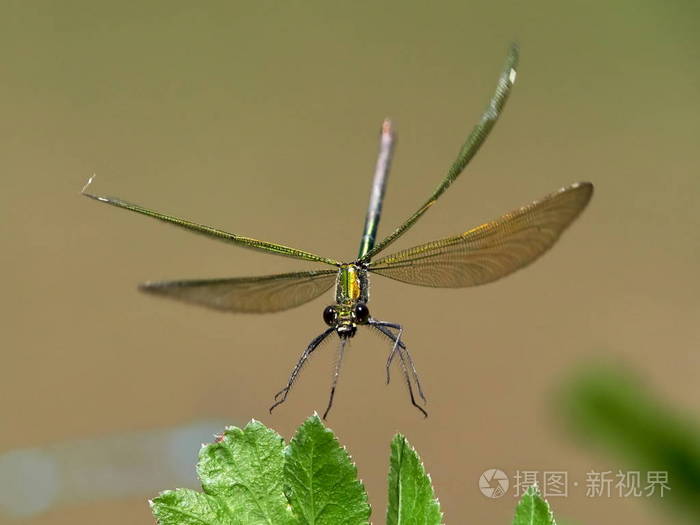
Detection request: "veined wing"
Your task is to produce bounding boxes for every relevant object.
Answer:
[368,182,593,287]
[82,180,340,267]
[361,44,519,262]
[139,270,338,313]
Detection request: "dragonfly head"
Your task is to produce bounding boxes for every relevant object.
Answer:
[323,302,370,339]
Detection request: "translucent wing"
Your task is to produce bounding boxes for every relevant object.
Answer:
[368,182,593,288]
[361,44,519,262]
[139,270,337,313]
[82,180,340,267]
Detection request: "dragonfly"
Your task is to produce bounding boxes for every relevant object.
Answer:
[82,44,593,419]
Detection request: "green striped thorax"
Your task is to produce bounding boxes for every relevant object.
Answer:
[322,264,370,338]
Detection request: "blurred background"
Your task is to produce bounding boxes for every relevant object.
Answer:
[2,1,699,523]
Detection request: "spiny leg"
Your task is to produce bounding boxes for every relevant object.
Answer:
[374,322,406,386]
[381,325,402,382]
[323,337,348,420]
[369,320,427,417]
[269,327,334,413]
[395,343,428,418]
[370,320,426,403]
[394,335,426,404]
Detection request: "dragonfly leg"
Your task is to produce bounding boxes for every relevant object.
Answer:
[366,320,401,384]
[396,344,428,417]
[322,337,348,420]
[269,327,334,413]
[369,320,427,416]
[377,326,406,385]
[371,321,426,403]
[384,326,401,383]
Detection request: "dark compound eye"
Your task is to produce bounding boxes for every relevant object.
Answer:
[322,306,337,326]
[353,302,370,324]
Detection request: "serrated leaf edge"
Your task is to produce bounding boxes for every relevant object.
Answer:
[517,485,556,525]
[285,414,371,524]
[389,434,443,525]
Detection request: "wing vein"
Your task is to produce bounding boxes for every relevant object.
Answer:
[139,270,338,313]
[368,182,592,288]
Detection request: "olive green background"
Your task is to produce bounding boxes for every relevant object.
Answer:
[2,1,699,524]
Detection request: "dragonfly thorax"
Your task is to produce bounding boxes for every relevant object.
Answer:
[335,264,369,304]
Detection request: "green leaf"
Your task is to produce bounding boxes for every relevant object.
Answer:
[152,420,296,525]
[512,486,556,525]
[151,489,232,525]
[284,414,370,525]
[386,434,442,525]
[559,365,700,517]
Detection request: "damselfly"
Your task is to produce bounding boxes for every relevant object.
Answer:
[83,45,593,418]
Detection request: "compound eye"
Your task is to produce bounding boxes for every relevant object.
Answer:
[353,302,370,324]
[322,306,337,326]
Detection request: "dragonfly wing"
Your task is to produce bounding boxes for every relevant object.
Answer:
[139,270,338,313]
[368,182,593,288]
[361,44,519,261]
[82,184,340,267]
